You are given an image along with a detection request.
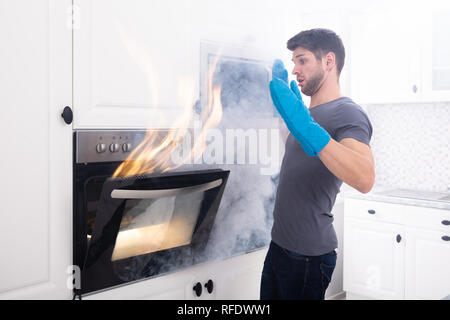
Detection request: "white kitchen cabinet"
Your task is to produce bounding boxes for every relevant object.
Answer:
[72,0,280,129]
[213,249,266,300]
[349,2,450,104]
[405,227,450,299]
[343,219,405,299]
[349,8,422,104]
[343,198,450,300]
[83,248,267,300]
[73,0,197,129]
[420,9,450,101]
[0,0,72,299]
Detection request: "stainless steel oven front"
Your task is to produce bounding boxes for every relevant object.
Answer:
[73,129,229,297]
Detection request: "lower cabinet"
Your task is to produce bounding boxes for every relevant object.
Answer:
[84,248,267,300]
[343,198,450,300]
[343,219,405,299]
[405,228,450,300]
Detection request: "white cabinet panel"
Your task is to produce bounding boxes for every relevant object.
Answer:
[214,249,266,300]
[349,9,422,104]
[344,198,406,224]
[349,2,450,104]
[74,0,196,129]
[345,197,450,300]
[421,9,450,101]
[405,227,450,300]
[0,0,72,299]
[343,219,405,299]
[345,198,450,232]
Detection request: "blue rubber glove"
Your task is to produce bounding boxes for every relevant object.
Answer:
[270,59,330,157]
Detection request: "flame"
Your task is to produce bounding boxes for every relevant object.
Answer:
[112,25,223,178]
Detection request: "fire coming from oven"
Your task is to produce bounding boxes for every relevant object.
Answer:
[112,25,223,178]
[105,21,278,266]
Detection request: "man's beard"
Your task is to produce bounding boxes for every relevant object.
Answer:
[301,68,325,97]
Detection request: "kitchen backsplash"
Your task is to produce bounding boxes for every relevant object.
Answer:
[363,101,450,192]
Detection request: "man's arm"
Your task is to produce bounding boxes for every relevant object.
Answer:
[318,138,375,194]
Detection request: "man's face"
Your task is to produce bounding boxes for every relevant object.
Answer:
[291,47,326,97]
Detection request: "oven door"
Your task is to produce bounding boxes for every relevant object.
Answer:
[78,169,229,295]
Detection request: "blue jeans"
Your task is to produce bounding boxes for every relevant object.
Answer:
[260,241,337,300]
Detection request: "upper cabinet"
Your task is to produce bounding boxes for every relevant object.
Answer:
[73,0,281,129]
[421,9,450,102]
[73,0,197,129]
[349,8,422,104]
[349,2,450,104]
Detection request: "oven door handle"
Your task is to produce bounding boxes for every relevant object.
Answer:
[110,179,223,199]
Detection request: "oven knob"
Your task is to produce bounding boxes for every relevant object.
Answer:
[122,143,131,152]
[96,143,106,153]
[109,143,120,152]
[193,282,202,297]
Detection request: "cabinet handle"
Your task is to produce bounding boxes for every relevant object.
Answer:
[412,85,418,93]
[193,282,202,297]
[396,234,402,243]
[442,220,450,226]
[368,209,376,214]
[442,236,450,241]
[61,106,73,125]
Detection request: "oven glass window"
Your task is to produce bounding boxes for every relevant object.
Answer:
[111,191,204,261]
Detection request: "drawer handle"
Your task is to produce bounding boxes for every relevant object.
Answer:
[368,209,376,214]
[442,236,450,241]
[442,220,450,226]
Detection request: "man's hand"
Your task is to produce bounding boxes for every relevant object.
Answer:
[270,59,330,157]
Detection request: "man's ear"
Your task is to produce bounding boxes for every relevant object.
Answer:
[325,52,336,71]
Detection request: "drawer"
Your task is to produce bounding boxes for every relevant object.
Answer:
[405,205,450,233]
[344,198,406,225]
[344,198,450,233]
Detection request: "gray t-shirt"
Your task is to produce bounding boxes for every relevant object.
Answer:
[271,96,373,256]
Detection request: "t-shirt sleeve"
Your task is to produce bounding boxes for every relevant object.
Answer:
[333,105,373,146]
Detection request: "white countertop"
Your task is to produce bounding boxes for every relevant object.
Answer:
[342,185,450,211]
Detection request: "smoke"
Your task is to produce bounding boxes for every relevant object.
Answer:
[104,45,286,286]
[191,55,284,262]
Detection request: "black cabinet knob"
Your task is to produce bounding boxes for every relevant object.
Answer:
[396,234,402,243]
[193,282,202,297]
[442,220,450,226]
[368,209,376,215]
[61,106,73,124]
[442,236,450,241]
[204,279,214,294]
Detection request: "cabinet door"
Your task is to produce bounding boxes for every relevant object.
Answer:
[405,227,450,300]
[73,0,196,129]
[0,0,72,299]
[343,219,405,299]
[420,8,450,101]
[213,249,267,300]
[349,8,422,104]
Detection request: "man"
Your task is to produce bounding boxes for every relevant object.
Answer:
[261,28,375,300]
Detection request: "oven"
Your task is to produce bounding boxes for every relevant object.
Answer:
[73,129,229,297]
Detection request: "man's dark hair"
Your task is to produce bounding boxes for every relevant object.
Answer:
[287,28,345,76]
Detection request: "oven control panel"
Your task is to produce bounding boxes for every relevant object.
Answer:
[75,130,171,164]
